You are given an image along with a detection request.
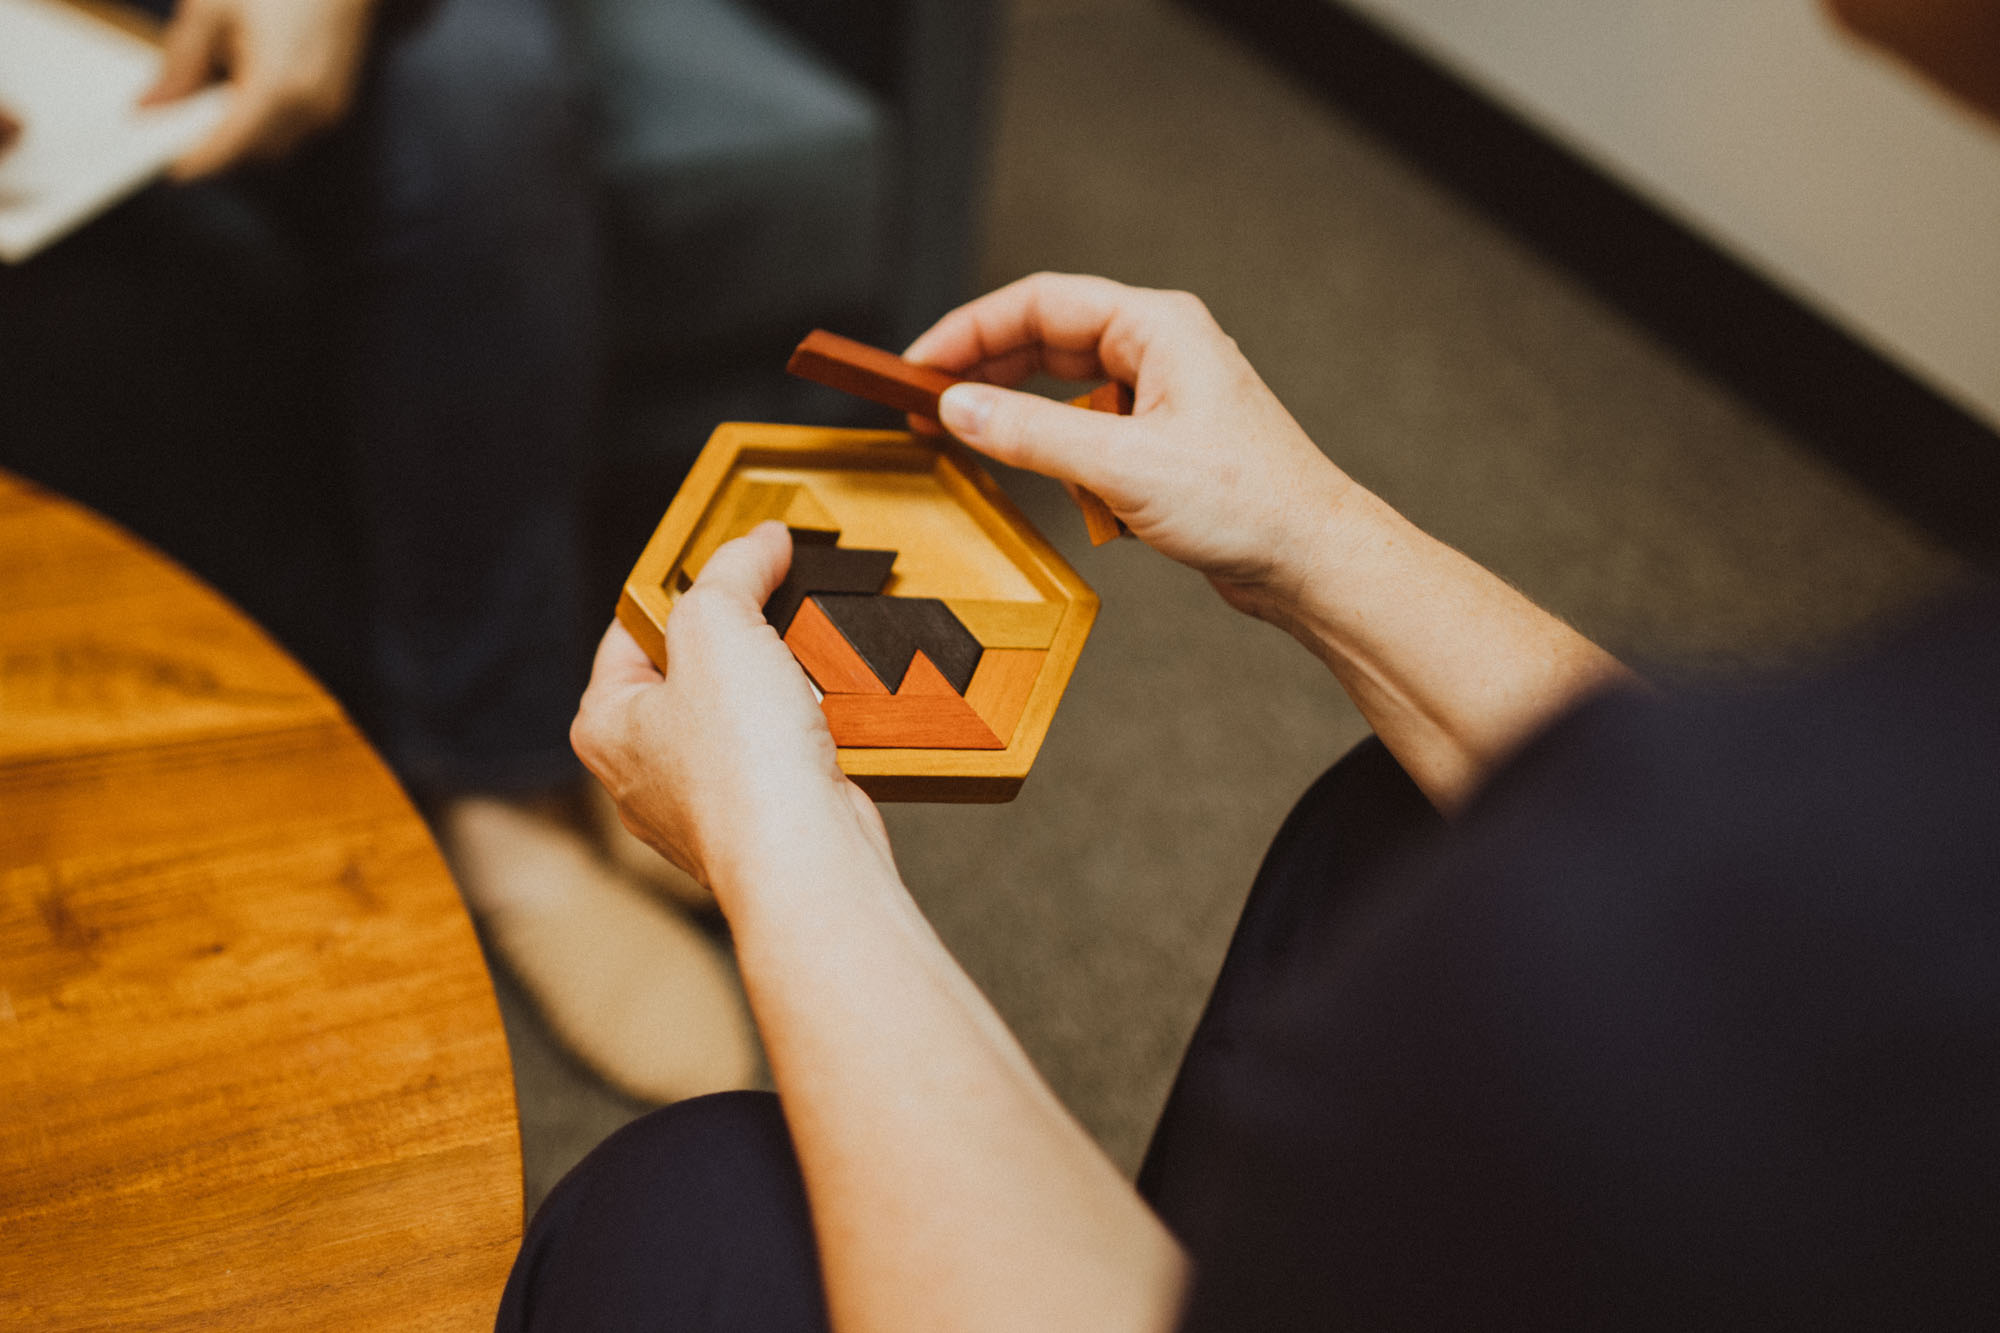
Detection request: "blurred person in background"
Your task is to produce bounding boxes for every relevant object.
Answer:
[0,0,754,1103]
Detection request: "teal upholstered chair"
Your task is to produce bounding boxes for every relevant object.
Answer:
[567,0,1000,571]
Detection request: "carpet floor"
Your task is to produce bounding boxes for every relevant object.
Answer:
[496,0,1964,1214]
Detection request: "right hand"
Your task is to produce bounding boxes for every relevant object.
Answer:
[904,272,1362,626]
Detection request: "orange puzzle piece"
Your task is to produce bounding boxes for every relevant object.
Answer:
[1064,381,1133,545]
[821,648,1005,749]
[785,597,889,695]
[963,648,1046,742]
[893,651,960,698]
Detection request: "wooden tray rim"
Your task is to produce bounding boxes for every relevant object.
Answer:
[617,422,1098,802]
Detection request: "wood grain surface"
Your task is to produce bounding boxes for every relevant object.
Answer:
[0,470,522,1329]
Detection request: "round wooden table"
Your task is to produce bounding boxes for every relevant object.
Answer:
[0,471,522,1329]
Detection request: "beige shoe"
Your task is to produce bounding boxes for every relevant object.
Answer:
[439,794,755,1104]
[585,781,716,913]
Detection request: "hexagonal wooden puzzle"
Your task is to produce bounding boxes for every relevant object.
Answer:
[618,422,1098,802]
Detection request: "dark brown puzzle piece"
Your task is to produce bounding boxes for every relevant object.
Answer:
[761,535,898,635]
[813,593,984,695]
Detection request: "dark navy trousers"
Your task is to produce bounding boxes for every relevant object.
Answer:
[493,738,1437,1331]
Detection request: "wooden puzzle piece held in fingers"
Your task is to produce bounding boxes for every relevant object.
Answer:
[788,329,1131,546]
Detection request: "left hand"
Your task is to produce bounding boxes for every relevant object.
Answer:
[140,0,376,179]
[570,521,894,909]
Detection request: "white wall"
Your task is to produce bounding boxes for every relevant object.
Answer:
[1340,0,2000,430]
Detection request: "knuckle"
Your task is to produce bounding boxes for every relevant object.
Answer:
[985,391,1027,444]
[1159,289,1211,321]
[663,600,700,651]
[568,709,604,767]
[666,588,724,649]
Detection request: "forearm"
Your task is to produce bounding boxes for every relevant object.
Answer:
[1276,485,1632,811]
[574,532,1184,1328]
[717,820,1187,1333]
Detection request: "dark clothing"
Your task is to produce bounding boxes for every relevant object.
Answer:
[496,1092,830,1333]
[499,585,2000,1330]
[1162,583,2000,1330]
[0,0,596,797]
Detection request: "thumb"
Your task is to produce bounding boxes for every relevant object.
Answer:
[939,381,1123,491]
[688,520,794,615]
[142,2,225,106]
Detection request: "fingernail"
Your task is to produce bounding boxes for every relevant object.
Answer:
[939,382,993,439]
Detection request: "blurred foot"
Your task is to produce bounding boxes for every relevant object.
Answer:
[586,781,716,913]
[439,794,755,1104]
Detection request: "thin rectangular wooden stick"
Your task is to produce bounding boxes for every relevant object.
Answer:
[787,330,959,418]
[789,329,1131,545]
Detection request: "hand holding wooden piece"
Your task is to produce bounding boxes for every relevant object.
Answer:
[787,329,1131,545]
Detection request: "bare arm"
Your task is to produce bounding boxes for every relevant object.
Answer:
[906,272,1630,811]
[572,526,1186,1333]
[1256,488,1630,809]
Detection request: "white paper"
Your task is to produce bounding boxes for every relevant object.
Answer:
[0,0,229,263]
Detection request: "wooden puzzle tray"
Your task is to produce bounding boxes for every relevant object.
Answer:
[619,422,1098,802]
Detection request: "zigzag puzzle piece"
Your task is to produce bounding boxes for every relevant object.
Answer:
[814,593,983,694]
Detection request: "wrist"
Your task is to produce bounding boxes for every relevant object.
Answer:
[702,790,899,922]
[1218,468,1391,635]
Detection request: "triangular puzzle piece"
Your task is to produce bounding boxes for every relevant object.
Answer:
[781,487,841,540]
[896,651,959,697]
[785,597,889,695]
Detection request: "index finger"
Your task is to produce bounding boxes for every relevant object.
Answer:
[904,272,1148,386]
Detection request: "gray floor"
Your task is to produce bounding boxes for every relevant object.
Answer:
[497,0,1964,1214]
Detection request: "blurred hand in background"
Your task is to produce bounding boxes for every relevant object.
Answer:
[139,0,377,178]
